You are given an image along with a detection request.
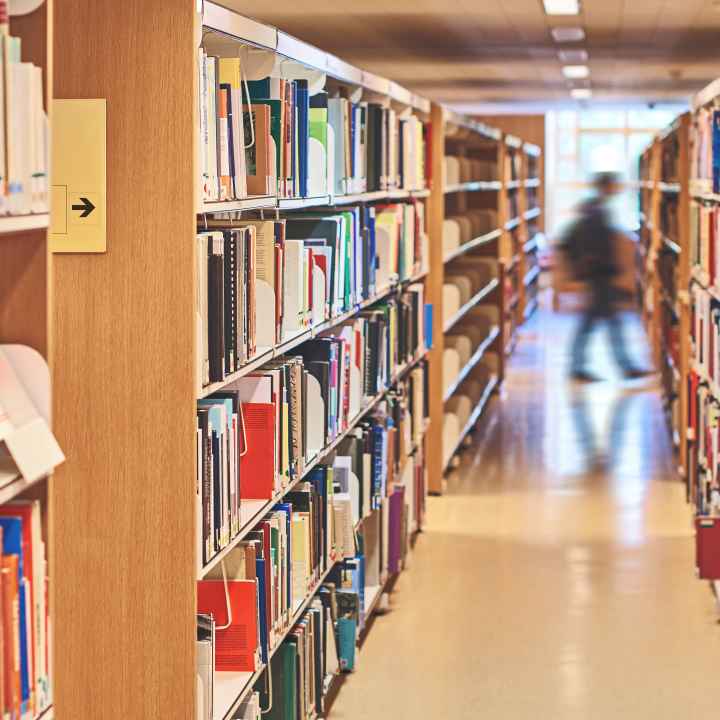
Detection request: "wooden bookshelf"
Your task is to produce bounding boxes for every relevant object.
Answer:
[638,115,691,467]
[51,2,434,718]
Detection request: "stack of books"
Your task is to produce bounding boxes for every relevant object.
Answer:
[196,201,428,392]
[0,8,48,216]
[197,51,428,203]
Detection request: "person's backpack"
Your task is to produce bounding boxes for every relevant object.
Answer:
[558,215,590,280]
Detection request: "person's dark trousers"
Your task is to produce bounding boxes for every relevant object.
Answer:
[571,282,635,374]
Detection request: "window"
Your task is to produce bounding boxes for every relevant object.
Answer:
[545,106,687,239]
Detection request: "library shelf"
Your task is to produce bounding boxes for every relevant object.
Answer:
[523,142,541,157]
[442,325,500,402]
[443,278,500,333]
[0,214,50,235]
[523,265,541,288]
[213,560,339,720]
[507,254,521,273]
[444,180,502,194]
[524,178,541,188]
[505,217,521,231]
[201,188,431,215]
[523,297,539,320]
[506,179,522,190]
[523,236,539,254]
[524,207,541,221]
[199,350,429,579]
[201,196,276,214]
[443,374,498,473]
[658,181,681,194]
[0,463,49,507]
[691,190,720,203]
[278,195,332,210]
[443,229,502,263]
[443,110,502,141]
[505,134,523,149]
[663,235,681,255]
[197,271,428,399]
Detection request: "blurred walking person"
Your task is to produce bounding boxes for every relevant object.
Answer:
[562,171,652,382]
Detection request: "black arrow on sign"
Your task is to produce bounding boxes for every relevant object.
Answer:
[71,197,96,218]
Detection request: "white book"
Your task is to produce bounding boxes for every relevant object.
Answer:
[282,240,305,336]
[206,56,219,201]
[9,59,33,214]
[198,49,209,201]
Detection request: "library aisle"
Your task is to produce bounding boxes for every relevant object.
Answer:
[331,296,718,720]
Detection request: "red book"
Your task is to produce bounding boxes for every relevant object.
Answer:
[0,503,38,702]
[239,402,275,499]
[2,555,20,719]
[696,517,720,579]
[197,579,259,672]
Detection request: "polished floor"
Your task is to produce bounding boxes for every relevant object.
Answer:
[331,299,720,720]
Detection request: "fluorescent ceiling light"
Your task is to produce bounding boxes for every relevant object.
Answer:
[543,0,580,15]
[551,27,585,42]
[558,49,588,63]
[562,64,590,79]
[571,88,592,99]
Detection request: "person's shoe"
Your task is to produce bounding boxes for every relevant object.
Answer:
[623,367,655,380]
[570,370,601,383]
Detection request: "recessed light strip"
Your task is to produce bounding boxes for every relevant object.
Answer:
[551,27,585,42]
[543,0,580,15]
[562,64,589,79]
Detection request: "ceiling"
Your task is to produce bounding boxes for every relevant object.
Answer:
[218,0,720,111]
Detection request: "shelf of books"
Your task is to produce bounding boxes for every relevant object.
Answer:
[687,79,720,599]
[637,140,659,345]
[638,115,691,464]
[52,2,435,719]
[0,2,64,720]
[49,2,549,715]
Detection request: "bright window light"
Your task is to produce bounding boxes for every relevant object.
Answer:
[551,27,585,42]
[562,65,590,79]
[543,0,580,15]
[570,88,592,99]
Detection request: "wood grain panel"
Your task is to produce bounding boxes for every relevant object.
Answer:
[427,103,445,493]
[51,2,197,718]
[0,231,49,357]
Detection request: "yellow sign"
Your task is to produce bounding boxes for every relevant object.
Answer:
[50,99,106,253]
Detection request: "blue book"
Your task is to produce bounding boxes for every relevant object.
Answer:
[424,303,434,349]
[296,80,310,197]
[0,517,29,710]
[371,425,384,507]
[255,557,269,664]
[364,206,377,297]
